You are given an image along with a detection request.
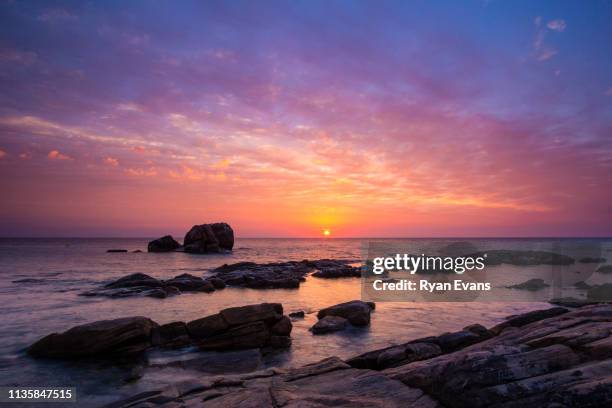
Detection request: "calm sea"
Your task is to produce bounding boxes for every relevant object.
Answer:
[0,237,610,406]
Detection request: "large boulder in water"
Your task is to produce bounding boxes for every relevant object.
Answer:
[147,235,180,252]
[27,317,158,358]
[317,300,375,326]
[184,222,234,253]
[186,303,291,350]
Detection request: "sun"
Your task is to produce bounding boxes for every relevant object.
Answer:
[322,229,331,237]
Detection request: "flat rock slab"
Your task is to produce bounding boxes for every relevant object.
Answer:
[211,259,360,289]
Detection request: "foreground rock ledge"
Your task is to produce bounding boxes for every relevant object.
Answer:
[104,304,612,408]
[28,303,292,358]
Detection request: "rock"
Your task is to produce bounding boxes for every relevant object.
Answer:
[317,300,375,326]
[507,278,550,291]
[550,297,599,308]
[469,249,574,266]
[187,314,230,339]
[597,265,612,274]
[132,249,143,253]
[310,316,349,334]
[579,257,606,263]
[147,235,180,252]
[210,259,360,289]
[107,249,128,253]
[184,222,234,253]
[435,330,483,352]
[575,281,592,290]
[28,317,158,358]
[437,241,479,257]
[105,273,162,289]
[103,305,612,408]
[312,265,361,278]
[587,283,612,301]
[268,335,292,348]
[206,277,226,289]
[490,307,568,335]
[384,305,612,407]
[289,311,305,319]
[198,321,271,349]
[271,316,292,336]
[151,322,191,349]
[187,303,290,351]
[145,288,168,298]
[164,273,215,292]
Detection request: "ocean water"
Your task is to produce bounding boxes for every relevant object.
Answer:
[0,237,610,407]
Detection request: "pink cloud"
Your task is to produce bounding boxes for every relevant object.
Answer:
[547,19,567,32]
[104,157,119,166]
[47,150,72,160]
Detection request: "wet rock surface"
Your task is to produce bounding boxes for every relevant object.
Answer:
[104,305,612,408]
[188,303,292,350]
[210,258,359,289]
[81,272,225,298]
[316,300,375,326]
[29,303,292,360]
[28,317,158,358]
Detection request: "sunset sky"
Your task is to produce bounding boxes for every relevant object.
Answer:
[1,1,611,237]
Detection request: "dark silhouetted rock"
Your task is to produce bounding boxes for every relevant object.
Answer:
[187,303,290,351]
[206,277,226,289]
[151,322,191,349]
[107,249,128,253]
[437,241,479,257]
[507,278,550,291]
[164,273,214,292]
[469,249,574,266]
[587,283,612,301]
[103,305,612,408]
[147,235,180,252]
[579,257,606,263]
[28,317,158,358]
[184,223,234,253]
[317,300,375,326]
[312,266,361,278]
[271,316,292,336]
[310,316,348,334]
[597,265,612,274]
[289,310,305,318]
[105,273,162,289]
[490,306,568,335]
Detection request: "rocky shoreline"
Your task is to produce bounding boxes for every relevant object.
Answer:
[25,300,612,407]
[97,303,611,408]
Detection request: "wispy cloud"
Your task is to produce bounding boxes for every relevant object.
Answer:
[547,19,567,32]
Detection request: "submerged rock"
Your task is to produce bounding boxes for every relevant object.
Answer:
[579,257,606,263]
[597,265,612,274]
[312,265,361,278]
[587,283,612,301]
[470,249,574,266]
[107,249,128,253]
[28,317,158,358]
[152,349,263,375]
[147,235,180,252]
[289,310,305,319]
[507,278,550,291]
[310,316,348,334]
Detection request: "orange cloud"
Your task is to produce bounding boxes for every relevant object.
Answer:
[104,157,119,166]
[47,150,72,160]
